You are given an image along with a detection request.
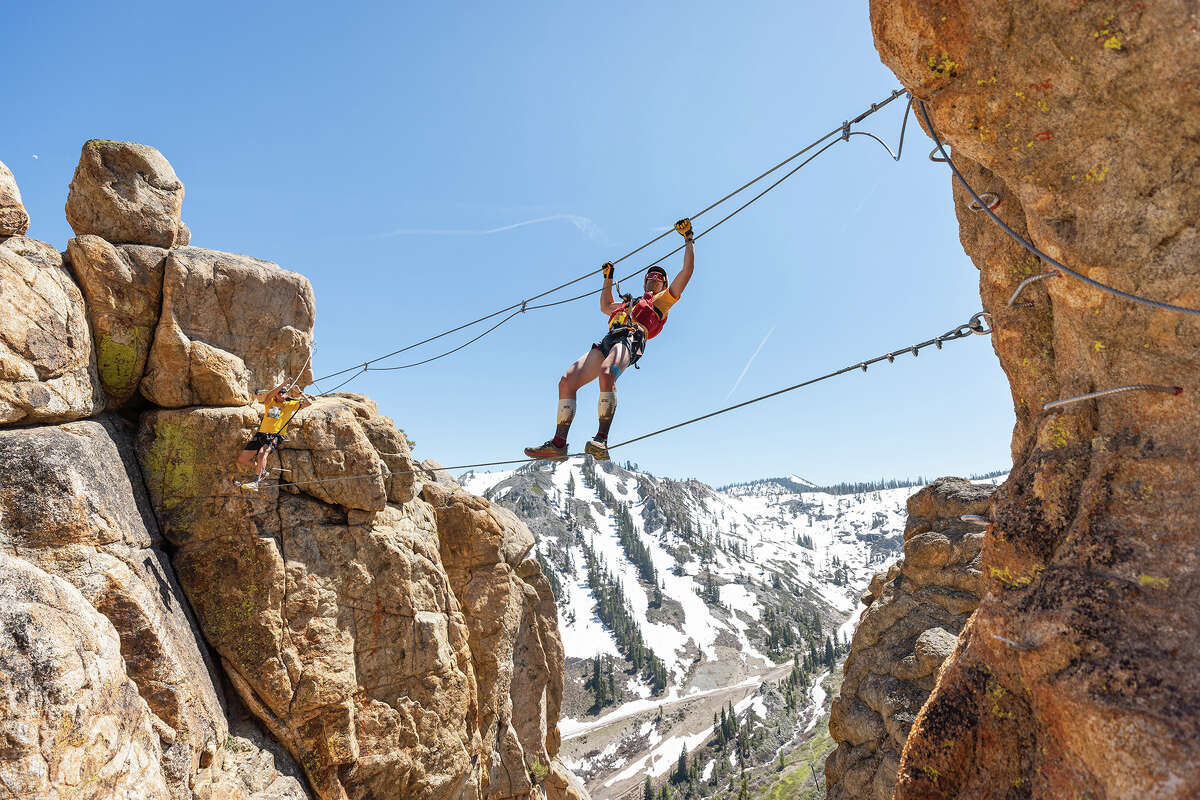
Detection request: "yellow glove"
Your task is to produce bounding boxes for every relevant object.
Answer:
[674,218,693,239]
[602,261,615,281]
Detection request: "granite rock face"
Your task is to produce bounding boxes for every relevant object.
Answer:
[1,137,589,800]
[65,140,186,247]
[423,483,566,799]
[0,159,29,235]
[140,247,315,408]
[0,236,104,424]
[0,416,310,799]
[825,478,991,800]
[0,551,170,799]
[870,2,1200,797]
[67,235,168,406]
[135,396,581,800]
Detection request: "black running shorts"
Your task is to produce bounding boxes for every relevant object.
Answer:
[592,326,646,368]
[243,431,284,453]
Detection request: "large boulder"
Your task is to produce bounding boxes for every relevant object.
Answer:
[0,551,170,799]
[0,236,104,424]
[65,140,185,247]
[67,235,169,406]
[140,247,314,408]
[136,399,481,800]
[0,159,29,235]
[0,415,309,799]
[870,2,1200,798]
[825,478,991,800]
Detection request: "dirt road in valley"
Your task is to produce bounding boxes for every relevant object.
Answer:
[560,660,797,800]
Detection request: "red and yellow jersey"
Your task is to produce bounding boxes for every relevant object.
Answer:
[258,398,303,436]
[609,290,678,340]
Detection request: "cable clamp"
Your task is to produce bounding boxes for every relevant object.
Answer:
[859,362,868,372]
[886,353,895,363]
[911,346,920,357]
[841,120,851,141]
[521,299,529,314]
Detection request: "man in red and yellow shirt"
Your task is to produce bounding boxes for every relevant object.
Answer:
[233,379,314,489]
[525,219,695,461]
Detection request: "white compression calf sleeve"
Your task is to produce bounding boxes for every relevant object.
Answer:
[597,391,617,422]
[556,399,577,425]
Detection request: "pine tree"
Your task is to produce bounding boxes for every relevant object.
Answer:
[643,776,653,800]
[674,748,688,784]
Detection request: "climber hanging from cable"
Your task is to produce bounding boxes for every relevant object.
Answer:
[524,219,695,462]
[232,377,315,491]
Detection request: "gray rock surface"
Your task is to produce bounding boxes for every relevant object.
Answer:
[0,551,170,799]
[826,477,993,800]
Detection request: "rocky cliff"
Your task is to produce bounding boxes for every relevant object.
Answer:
[826,477,991,800]
[869,2,1200,797]
[0,145,588,800]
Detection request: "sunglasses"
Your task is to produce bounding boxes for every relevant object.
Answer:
[645,272,666,281]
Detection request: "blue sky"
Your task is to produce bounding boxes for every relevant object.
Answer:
[6,1,1015,486]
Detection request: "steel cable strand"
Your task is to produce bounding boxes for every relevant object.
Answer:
[916,100,1200,317]
[270,312,990,490]
[525,137,848,312]
[310,88,909,384]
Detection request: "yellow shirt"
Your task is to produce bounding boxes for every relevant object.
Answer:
[258,398,303,436]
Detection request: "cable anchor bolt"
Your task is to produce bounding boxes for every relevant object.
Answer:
[1007,271,1059,308]
[968,192,1002,212]
[1043,384,1183,412]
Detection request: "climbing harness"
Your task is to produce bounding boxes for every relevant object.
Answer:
[917,100,1200,318]
[265,310,993,491]
[309,87,912,390]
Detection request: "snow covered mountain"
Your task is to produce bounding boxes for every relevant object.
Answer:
[459,460,1005,797]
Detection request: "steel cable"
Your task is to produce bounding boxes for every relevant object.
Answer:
[917,100,1200,318]
[309,88,909,385]
[269,311,990,490]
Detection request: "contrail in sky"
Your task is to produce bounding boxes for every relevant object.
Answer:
[838,178,881,234]
[726,325,775,400]
[373,214,598,239]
